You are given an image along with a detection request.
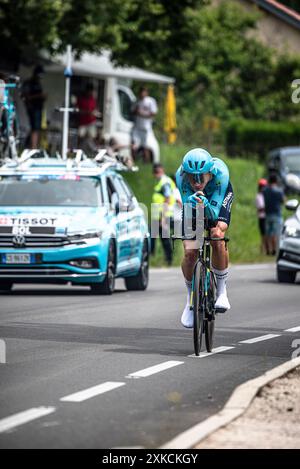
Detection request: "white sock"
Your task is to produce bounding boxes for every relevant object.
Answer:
[213,267,228,296]
[184,278,192,303]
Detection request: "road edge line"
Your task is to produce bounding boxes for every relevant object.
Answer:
[160,356,300,449]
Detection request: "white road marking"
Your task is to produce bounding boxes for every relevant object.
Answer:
[239,334,281,344]
[60,382,125,402]
[0,407,56,433]
[126,361,184,379]
[285,326,300,333]
[188,346,235,358]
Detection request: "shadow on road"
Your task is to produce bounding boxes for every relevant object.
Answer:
[0,321,293,358]
[0,322,192,357]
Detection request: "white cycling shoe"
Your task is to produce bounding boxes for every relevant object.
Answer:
[181,300,194,328]
[215,292,231,313]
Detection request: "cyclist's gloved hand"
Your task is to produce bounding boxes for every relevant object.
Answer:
[187,192,208,208]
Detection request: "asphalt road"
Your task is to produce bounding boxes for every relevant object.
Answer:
[0,264,299,448]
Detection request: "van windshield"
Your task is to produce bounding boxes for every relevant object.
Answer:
[0,176,102,207]
[283,154,300,173]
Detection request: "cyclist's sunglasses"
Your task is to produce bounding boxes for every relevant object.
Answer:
[186,173,205,184]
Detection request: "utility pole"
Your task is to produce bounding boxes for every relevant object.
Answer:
[62,45,72,160]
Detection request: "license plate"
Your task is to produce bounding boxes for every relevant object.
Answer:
[3,254,35,264]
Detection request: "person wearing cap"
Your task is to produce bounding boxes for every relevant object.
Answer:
[255,178,268,255]
[22,65,46,148]
[175,148,234,328]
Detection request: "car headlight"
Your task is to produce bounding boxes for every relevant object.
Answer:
[283,225,300,238]
[68,232,102,243]
[285,174,300,191]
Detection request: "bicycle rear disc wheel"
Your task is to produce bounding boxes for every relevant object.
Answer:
[204,272,216,352]
[193,262,205,356]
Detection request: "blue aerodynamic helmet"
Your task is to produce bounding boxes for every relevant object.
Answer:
[181,148,216,181]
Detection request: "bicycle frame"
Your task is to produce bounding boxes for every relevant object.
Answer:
[196,225,229,295]
[173,223,228,303]
[190,228,214,309]
[173,216,229,354]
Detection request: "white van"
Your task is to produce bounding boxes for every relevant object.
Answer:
[20,52,174,163]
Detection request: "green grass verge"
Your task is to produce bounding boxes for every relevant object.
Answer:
[124,143,273,266]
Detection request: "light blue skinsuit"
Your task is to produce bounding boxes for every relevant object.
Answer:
[175,158,230,222]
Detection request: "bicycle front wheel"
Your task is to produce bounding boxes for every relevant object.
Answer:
[193,261,205,356]
[204,271,216,352]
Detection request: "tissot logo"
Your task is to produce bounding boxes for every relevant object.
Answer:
[12,235,26,248]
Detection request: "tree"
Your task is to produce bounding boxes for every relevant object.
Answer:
[56,0,131,57]
[165,1,300,139]
[110,0,210,72]
[0,0,208,70]
[0,0,64,69]
[0,0,132,69]
[0,0,299,144]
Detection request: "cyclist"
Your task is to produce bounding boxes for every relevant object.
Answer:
[175,148,234,328]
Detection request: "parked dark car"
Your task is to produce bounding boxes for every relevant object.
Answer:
[277,199,300,284]
[267,147,300,195]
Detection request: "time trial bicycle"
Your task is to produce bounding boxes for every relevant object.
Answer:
[173,218,229,356]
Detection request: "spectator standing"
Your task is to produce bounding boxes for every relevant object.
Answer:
[77,83,100,147]
[255,178,268,254]
[131,87,157,163]
[151,164,175,266]
[22,65,46,148]
[263,174,285,255]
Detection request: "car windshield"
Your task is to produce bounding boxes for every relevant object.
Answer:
[283,154,300,173]
[0,176,102,207]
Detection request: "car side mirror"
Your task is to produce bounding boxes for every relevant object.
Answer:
[128,198,135,211]
[285,199,299,211]
[119,195,130,212]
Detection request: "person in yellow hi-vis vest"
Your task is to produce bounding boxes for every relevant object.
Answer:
[151,164,176,265]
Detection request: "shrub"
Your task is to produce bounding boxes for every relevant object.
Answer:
[226,120,300,160]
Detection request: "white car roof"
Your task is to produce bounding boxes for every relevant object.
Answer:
[0,150,134,177]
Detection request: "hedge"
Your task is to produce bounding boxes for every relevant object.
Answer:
[226,120,300,160]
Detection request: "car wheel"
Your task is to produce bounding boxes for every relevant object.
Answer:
[125,239,149,291]
[90,241,116,295]
[277,268,296,284]
[0,281,13,292]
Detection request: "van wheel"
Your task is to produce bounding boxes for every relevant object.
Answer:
[0,281,13,292]
[277,268,296,283]
[90,242,115,295]
[125,240,149,291]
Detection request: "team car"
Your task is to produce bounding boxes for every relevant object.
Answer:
[277,199,300,283]
[0,151,150,294]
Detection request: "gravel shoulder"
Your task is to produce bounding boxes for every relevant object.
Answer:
[197,367,300,449]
